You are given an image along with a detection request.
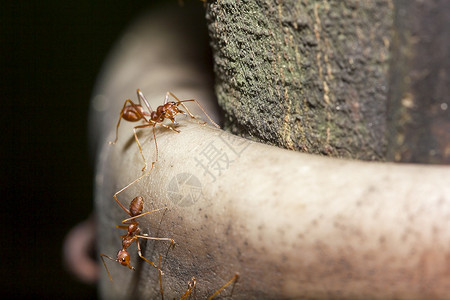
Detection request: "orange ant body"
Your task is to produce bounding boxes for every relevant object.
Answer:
[110,89,220,171]
[100,164,175,281]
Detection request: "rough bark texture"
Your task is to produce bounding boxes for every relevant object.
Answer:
[386,0,450,164]
[206,0,393,160]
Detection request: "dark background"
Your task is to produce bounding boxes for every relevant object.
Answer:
[0,1,168,298]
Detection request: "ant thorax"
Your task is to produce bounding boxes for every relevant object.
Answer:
[151,110,163,123]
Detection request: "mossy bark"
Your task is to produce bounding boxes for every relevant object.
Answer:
[206,0,393,160]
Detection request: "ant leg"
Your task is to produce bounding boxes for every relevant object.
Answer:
[100,254,116,282]
[167,92,220,128]
[136,89,154,114]
[121,206,168,223]
[158,122,181,133]
[150,123,179,164]
[164,91,170,104]
[179,277,197,300]
[179,99,220,128]
[133,123,157,171]
[207,273,239,300]
[135,234,175,246]
[158,256,164,300]
[109,99,133,144]
[152,125,159,163]
[113,162,156,216]
[135,239,160,270]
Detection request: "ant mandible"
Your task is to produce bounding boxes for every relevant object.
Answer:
[100,164,175,281]
[109,89,220,171]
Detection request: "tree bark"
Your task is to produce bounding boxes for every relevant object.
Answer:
[206,0,450,164]
[206,0,393,160]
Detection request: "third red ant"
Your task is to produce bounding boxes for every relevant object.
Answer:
[180,273,239,300]
[158,252,239,300]
[109,89,220,171]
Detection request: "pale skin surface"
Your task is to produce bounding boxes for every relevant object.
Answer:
[90,3,450,300]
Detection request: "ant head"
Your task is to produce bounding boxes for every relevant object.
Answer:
[116,250,133,269]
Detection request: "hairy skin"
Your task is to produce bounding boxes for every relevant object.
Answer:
[91,2,450,299]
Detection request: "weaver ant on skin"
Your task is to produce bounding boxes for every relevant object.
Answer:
[100,163,175,281]
[109,89,220,171]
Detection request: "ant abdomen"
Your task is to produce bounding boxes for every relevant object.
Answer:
[130,196,144,217]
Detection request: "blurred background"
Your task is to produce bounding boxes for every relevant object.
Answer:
[0,0,187,298]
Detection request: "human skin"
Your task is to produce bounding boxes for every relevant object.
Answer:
[91,3,450,300]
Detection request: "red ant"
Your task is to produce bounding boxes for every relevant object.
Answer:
[100,164,175,281]
[109,89,220,171]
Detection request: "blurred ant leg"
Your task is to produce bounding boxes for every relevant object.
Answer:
[158,256,164,300]
[136,89,154,113]
[133,123,156,171]
[113,162,156,215]
[207,273,240,300]
[179,277,197,300]
[100,254,116,282]
[167,91,220,128]
[135,239,159,270]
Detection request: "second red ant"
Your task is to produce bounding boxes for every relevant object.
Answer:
[109,89,220,171]
[100,163,175,281]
